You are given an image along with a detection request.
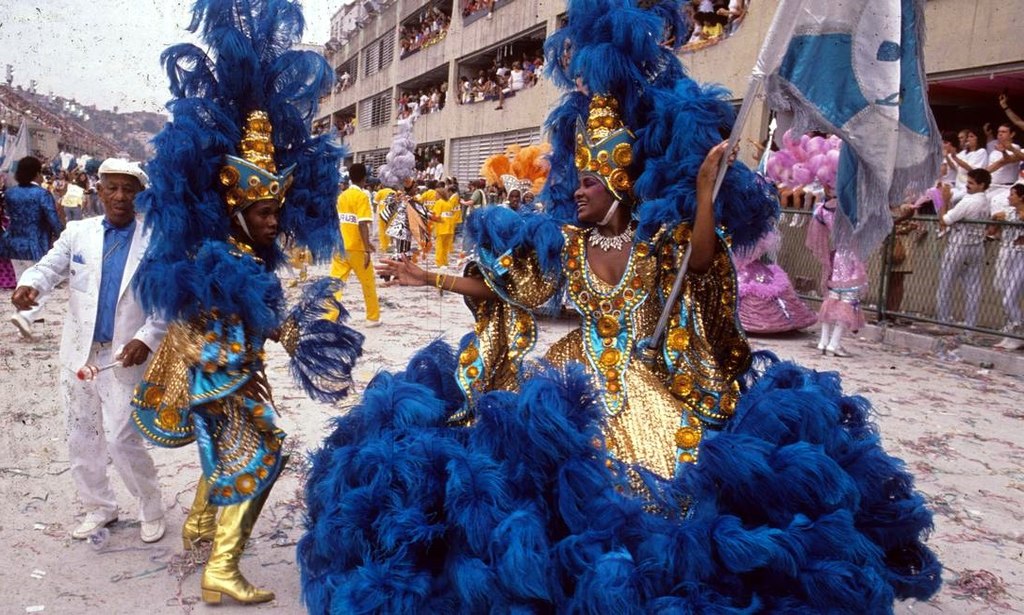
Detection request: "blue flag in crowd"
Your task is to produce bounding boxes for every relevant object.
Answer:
[755,0,941,257]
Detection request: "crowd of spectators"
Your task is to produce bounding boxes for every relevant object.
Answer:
[396,85,447,119]
[460,0,495,20]
[681,0,747,51]
[458,52,544,110]
[400,6,450,58]
[0,86,116,158]
[766,94,1024,346]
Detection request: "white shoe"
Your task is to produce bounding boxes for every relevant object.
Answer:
[364,319,382,328]
[70,511,118,540]
[815,343,826,355]
[997,337,1023,351]
[140,518,166,543]
[825,346,852,358]
[9,313,32,338]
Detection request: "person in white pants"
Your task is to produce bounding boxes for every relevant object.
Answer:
[10,159,167,543]
[935,168,992,328]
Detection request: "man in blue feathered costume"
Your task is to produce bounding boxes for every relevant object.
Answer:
[298,0,942,612]
[128,0,362,605]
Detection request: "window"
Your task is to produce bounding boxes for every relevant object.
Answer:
[450,128,542,183]
[358,149,389,172]
[358,90,393,129]
[335,55,358,91]
[362,30,396,78]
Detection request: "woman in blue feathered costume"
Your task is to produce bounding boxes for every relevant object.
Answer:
[298,0,941,612]
[128,0,362,605]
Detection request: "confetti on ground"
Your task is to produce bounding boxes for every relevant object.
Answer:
[2,266,1022,613]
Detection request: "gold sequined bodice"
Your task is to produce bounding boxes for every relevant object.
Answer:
[547,227,683,478]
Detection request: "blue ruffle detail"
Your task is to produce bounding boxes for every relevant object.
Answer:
[298,347,940,613]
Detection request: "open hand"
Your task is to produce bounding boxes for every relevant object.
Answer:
[376,257,428,287]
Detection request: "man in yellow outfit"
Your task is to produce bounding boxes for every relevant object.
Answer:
[374,186,396,253]
[431,186,460,267]
[413,180,438,262]
[330,163,381,327]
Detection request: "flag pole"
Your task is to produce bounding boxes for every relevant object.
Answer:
[639,0,798,365]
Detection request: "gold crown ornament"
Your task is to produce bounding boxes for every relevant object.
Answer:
[219,110,297,216]
[574,94,635,200]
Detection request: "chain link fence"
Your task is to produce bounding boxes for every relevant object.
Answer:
[774,209,1024,343]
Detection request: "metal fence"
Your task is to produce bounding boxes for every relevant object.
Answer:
[774,209,1024,342]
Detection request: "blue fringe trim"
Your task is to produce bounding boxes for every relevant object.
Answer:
[298,347,940,613]
[286,277,365,403]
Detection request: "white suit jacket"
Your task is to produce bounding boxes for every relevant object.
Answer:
[18,215,167,382]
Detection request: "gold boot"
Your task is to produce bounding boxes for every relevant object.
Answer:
[181,477,217,550]
[200,456,287,605]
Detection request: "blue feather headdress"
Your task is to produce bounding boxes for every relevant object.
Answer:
[540,0,777,249]
[136,0,344,326]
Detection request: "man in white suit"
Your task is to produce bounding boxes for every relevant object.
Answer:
[11,159,167,543]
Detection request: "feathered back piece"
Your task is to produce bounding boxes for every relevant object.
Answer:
[540,0,777,249]
[136,0,343,324]
[509,143,551,195]
[480,143,551,196]
[479,150,512,188]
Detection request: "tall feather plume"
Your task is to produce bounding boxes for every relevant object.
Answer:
[539,0,777,249]
[136,0,344,326]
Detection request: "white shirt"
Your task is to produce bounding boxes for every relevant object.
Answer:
[954,149,989,188]
[942,191,990,247]
[430,162,444,181]
[509,68,525,91]
[988,146,1021,185]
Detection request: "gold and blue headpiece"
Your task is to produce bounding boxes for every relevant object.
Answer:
[219,110,297,216]
[574,94,635,200]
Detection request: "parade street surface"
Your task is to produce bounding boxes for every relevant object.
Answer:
[2,266,1022,614]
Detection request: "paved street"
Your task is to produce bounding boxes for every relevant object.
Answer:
[2,268,1022,613]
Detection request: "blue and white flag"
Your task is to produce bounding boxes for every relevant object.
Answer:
[755,0,941,256]
[0,120,30,177]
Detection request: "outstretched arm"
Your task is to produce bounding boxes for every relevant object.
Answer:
[377,257,497,300]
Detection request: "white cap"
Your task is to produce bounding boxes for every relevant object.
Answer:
[98,158,149,189]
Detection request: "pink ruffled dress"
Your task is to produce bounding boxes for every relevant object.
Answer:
[806,201,867,332]
[734,230,818,333]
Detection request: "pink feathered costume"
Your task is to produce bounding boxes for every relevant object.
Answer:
[733,230,817,333]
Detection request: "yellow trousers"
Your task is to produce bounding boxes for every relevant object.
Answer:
[435,234,454,268]
[377,218,390,252]
[329,250,380,322]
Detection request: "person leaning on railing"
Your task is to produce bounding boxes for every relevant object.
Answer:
[935,168,992,329]
[990,183,1024,351]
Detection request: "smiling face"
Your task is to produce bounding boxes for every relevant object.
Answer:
[574,173,615,224]
[239,199,281,248]
[98,174,142,227]
[1010,186,1024,214]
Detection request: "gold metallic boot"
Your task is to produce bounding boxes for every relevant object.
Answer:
[181,477,217,550]
[200,456,286,605]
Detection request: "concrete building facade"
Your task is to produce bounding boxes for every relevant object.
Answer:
[315,0,1024,184]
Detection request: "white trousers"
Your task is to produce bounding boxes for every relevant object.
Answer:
[936,243,984,327]
[60,343,164,521]
[12,259,45,321]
